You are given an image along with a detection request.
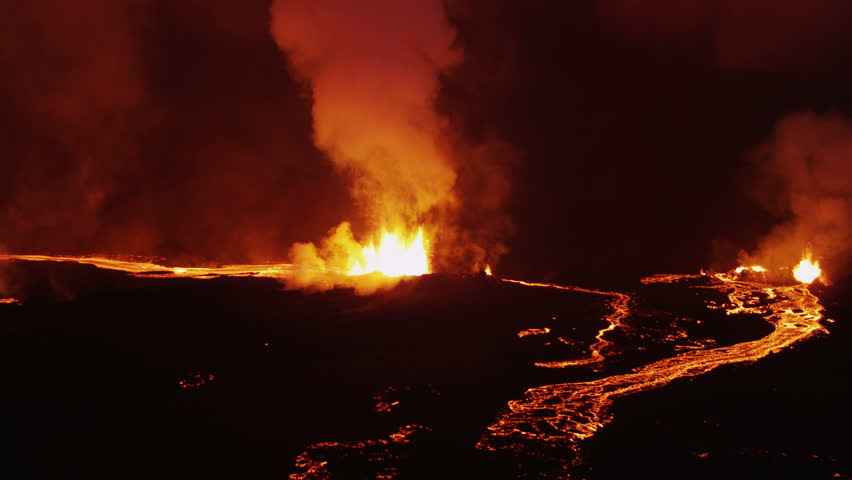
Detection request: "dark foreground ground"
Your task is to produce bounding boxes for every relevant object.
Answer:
[0,260,849,479]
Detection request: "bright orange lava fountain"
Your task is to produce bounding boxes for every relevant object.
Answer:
[793,254,822,284]
[349,229,430,277]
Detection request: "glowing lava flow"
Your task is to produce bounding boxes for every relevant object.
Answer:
[478,272,826,466]
[290,425,431,480]
[0,254,296,279]
[1,234,433,281]
[1,235,433,297]
[502,279,631,368]
[349,229,430,277]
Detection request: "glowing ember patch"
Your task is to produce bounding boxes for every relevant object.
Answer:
[484,265,493,276]
[290,425,430,480]
[793,255,821,284]
[0,298,21,305]
[517,327,551,338]
[178,373,214,389]
[349,229,429,277]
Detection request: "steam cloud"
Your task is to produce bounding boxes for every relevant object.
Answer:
[741,112,852,279]
[271,0,512,288]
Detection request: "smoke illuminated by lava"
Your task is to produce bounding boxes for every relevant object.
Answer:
[739,112,852,281]
[270,0,460,288]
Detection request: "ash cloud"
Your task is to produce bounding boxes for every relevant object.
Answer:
[740,112,852,279]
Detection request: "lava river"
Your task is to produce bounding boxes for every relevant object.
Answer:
[477,272,826,473]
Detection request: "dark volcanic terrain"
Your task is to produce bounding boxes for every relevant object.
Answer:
[1,260,849,479]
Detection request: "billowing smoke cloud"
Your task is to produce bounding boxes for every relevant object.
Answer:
[271,0,461,229]
[271,0,512,287]
[598,0,852,71]
[740,112,852,279]
[0,1,356,264]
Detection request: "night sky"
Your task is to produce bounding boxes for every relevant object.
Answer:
[2,0,851,280]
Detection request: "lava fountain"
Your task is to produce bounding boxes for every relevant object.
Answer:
[793,253,822,284]
[349,229,430,277]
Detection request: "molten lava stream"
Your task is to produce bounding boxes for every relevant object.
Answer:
[501,278,631,367]
[478,272,826,465]
[0,226,431,283]
[0,254,296,279]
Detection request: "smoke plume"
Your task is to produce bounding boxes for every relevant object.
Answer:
[271,0,461,227]
[0,1,357,264]
[271,0,512,288]
[740,112,852,279]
